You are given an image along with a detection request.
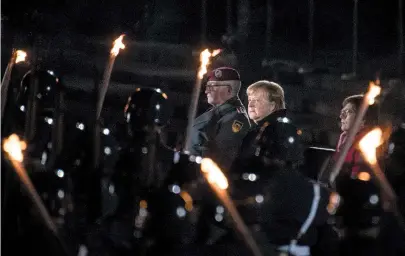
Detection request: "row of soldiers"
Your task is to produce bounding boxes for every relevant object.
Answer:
[1,66,405,256]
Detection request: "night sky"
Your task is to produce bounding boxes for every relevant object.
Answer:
[2,0,401,55]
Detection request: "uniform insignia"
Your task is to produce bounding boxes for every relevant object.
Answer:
[214,69,222,78]
[236,107,245,114]
[232,120,243,133]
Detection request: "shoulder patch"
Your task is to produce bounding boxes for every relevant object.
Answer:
[232,120,244,133]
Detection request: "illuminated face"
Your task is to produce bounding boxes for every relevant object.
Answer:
[339,103,357,132]
[205,83,231,106]
[247,88,275,123]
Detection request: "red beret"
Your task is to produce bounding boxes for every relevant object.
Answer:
[207,67,241,85]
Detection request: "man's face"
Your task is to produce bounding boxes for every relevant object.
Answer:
[205,83,231,106]
[247,89,275,123]
[339,103,357,132]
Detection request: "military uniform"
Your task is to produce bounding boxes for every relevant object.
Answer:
[189,96,250,171]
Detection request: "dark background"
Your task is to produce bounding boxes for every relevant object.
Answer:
[1,0,400,52]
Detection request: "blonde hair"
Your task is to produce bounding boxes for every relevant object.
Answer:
[247,80,286,109]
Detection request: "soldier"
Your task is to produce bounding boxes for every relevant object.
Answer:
[188,67,251,171]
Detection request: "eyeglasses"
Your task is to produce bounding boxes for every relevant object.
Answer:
[340,109,355,117]
[205,84,230,90]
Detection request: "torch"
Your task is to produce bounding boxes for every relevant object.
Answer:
[329,81,381,184]
[2,134,71,255]
[184,49,221,152]
[200,158,263,256]
[95,34,125,120]
[93,34,125,169]
[358,128,405,231]
[1,49,27,118]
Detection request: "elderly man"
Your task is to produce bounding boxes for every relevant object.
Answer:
[188,67,250,171]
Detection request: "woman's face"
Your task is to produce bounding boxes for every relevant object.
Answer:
[247,89,275,123]
[339,103,357,132]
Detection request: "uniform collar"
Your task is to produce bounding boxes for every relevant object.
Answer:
[256,109,288,127]
[214,96,243,115]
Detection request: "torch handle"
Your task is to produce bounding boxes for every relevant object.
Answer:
[219,190,263,256]
[96,55,115,120]
[184,78,203,151]
[11,159,58,233]
[1,59,16,119]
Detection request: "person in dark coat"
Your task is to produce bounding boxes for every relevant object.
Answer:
[188,67,251,171]
[211,80,332,256]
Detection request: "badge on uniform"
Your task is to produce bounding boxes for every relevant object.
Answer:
[232,120,243,133]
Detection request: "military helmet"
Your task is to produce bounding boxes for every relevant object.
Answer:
[124,87,171,131]
[16,69,64,114]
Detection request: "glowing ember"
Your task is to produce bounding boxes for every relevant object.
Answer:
[15,50,27,63]
[357,171,371,181]
[3,134,27,162]
[359,128,383,165]
[201,158,229,190]
[111,35,126,56]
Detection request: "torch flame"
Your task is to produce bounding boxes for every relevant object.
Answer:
[212,49,222,57]
[201,158,229,190]
[3,134,27,162]
[111,35,126,56]
[197,48,223,79]
[366,81,381,105]
[359,128,383,165]
[198,49,212,79]
[15,50,27,63]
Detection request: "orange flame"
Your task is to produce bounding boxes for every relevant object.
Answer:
[3,134,27,162]
[357,171,371,181]
[359,128,383,165]
[197,48,222,79]
[198,49,211,79]
[111,35,126,56]
[15,50,27,63]
[366,81,381,105]
[200,158,229,190]
[212,49,222,57]
[180,191,194,211]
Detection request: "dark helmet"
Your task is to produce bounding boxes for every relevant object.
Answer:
[16,69,64,115]
[124,87,171,132]
[386,124,405,188]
